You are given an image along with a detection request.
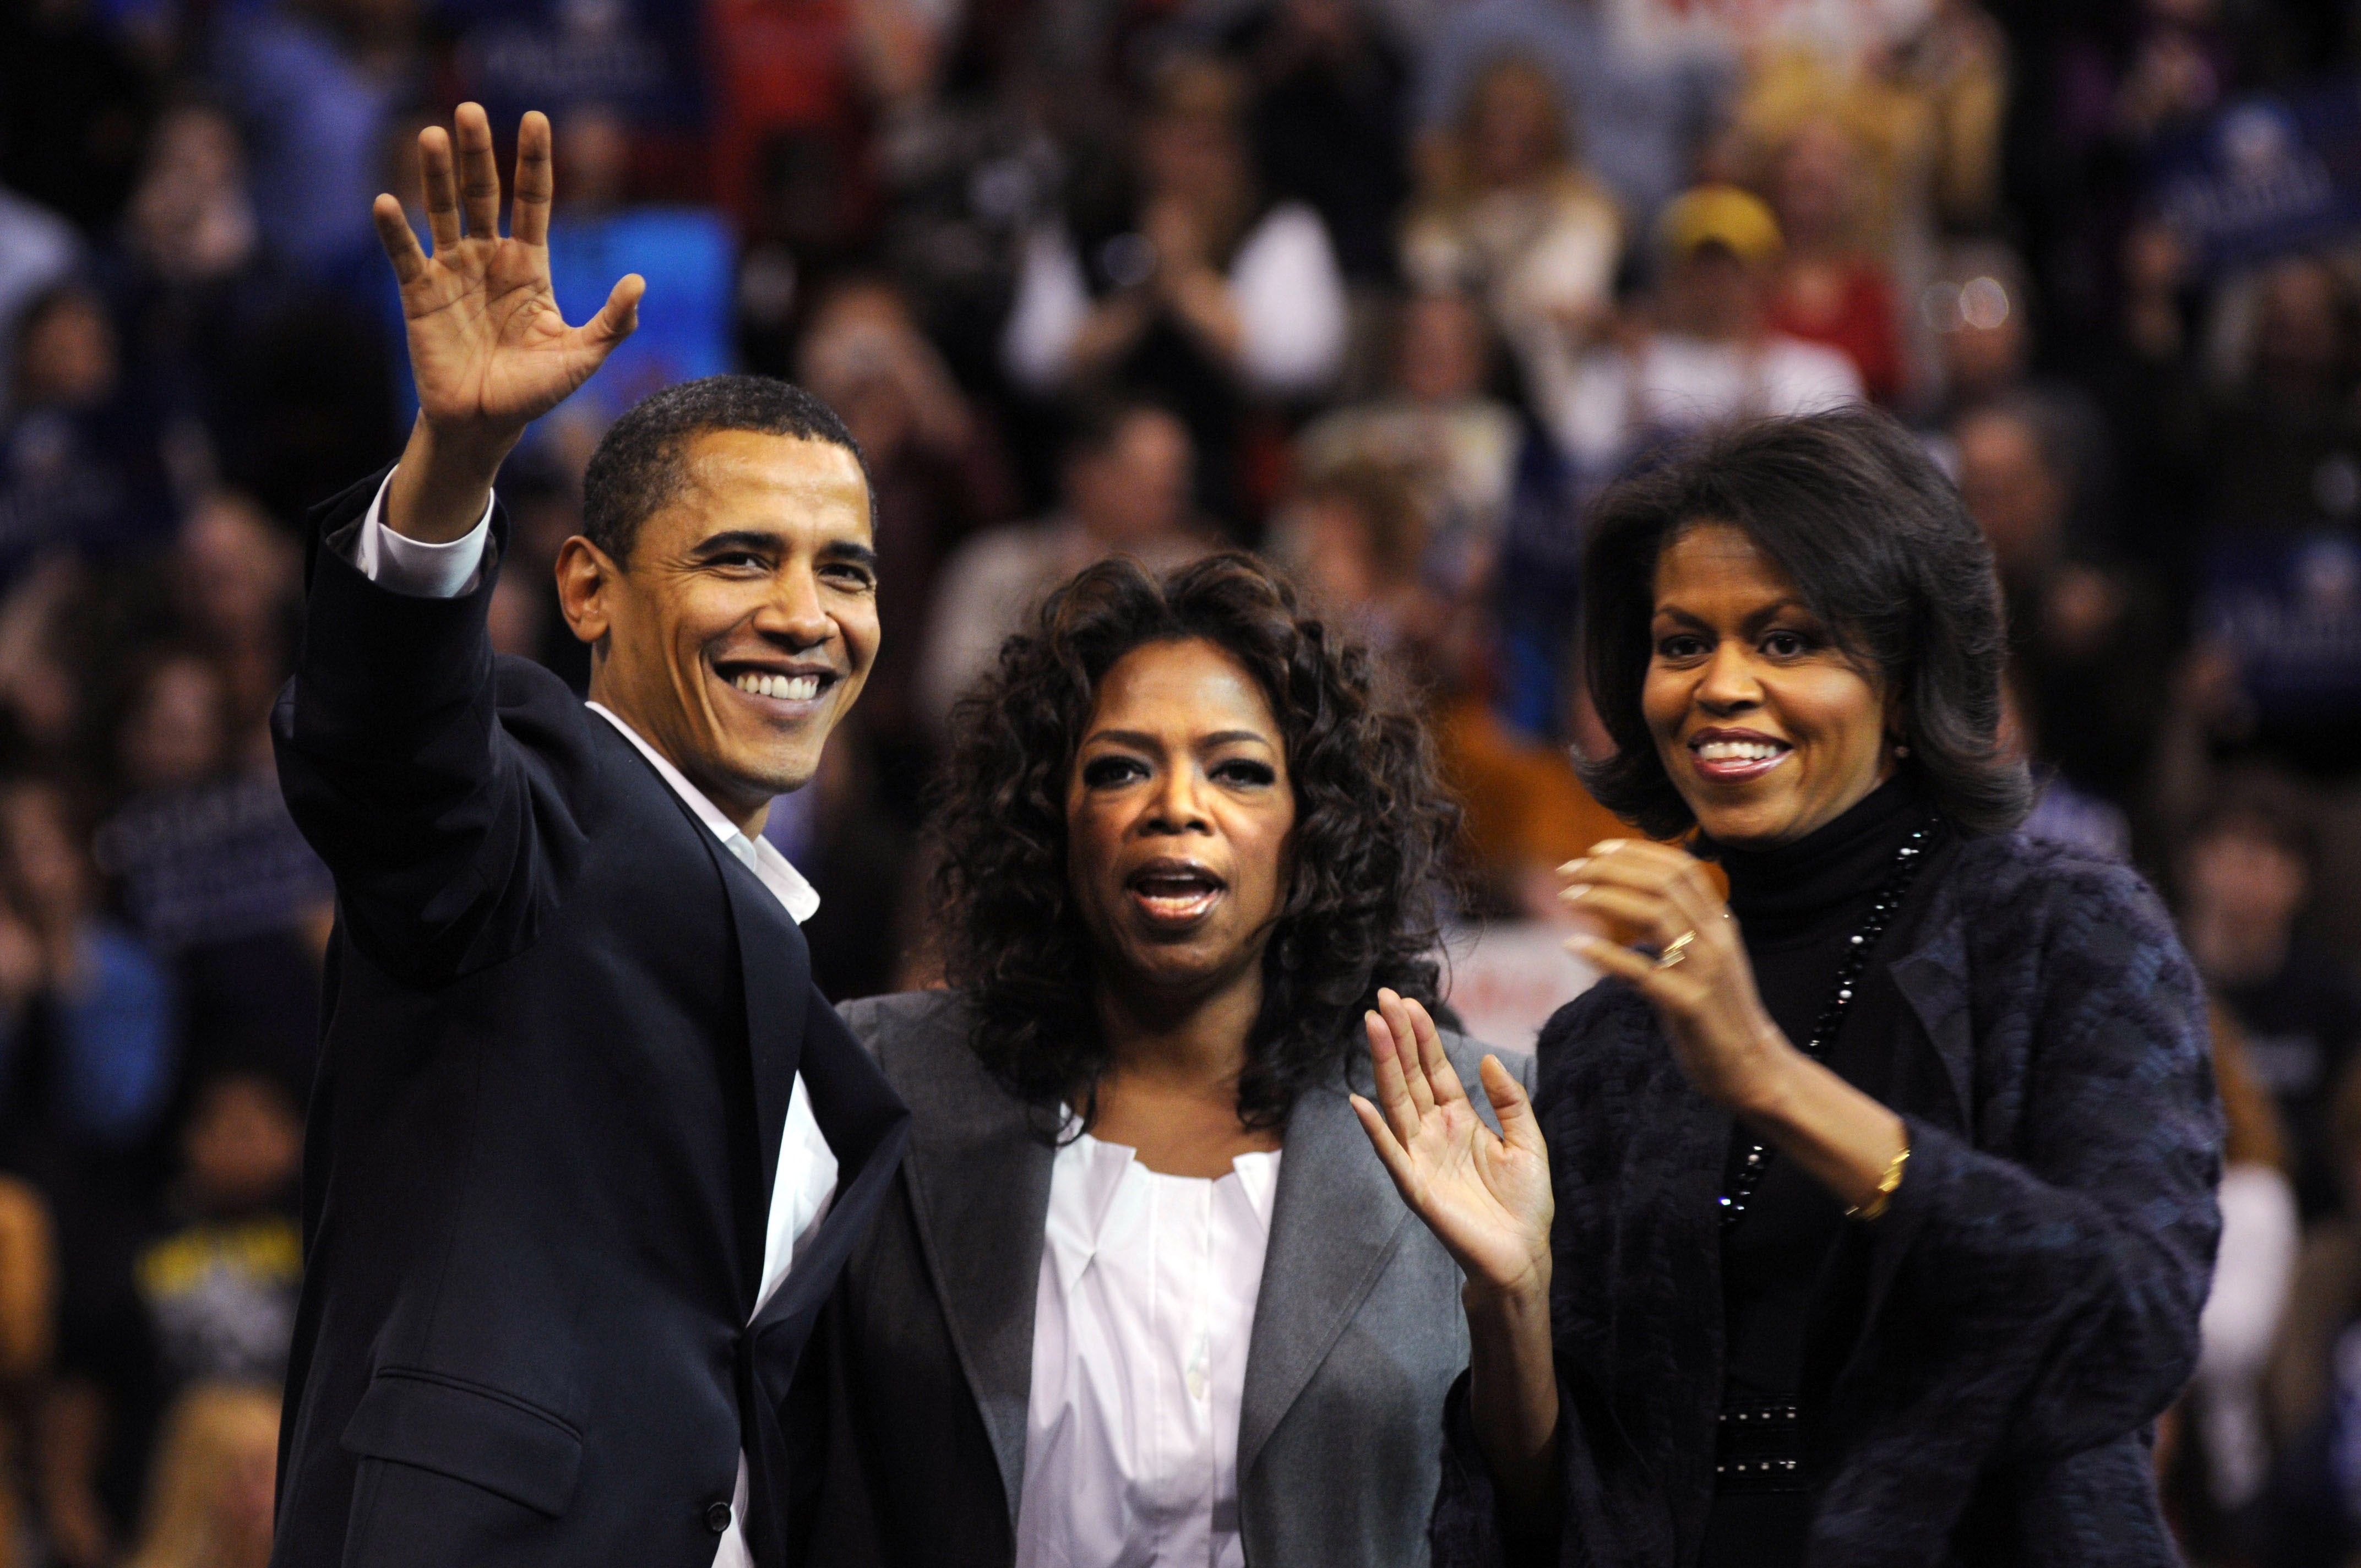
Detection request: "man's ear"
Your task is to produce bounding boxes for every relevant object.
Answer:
[554,535,619,649]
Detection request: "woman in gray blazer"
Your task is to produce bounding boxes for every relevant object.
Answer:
[792,552,1531,1567]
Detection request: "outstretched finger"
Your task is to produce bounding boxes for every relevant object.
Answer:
[1376,989,1438,1119]
[1363,1008,1422,1146]
[371,194,428,286]
[418,124,461,252]
[1478,1055,1546,1157]
[455,103,503,239]
[581,274,644,346]
[1394,991,1468,1107]
[1348,1093,1423,1207]
[512,111,554,247]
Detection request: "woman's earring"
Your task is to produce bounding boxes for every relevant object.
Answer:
[1893,742,1911,758]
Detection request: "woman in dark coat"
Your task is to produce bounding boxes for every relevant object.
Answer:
[1353,408,2222,1566]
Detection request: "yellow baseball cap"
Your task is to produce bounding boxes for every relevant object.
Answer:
[1658,184,1783,265]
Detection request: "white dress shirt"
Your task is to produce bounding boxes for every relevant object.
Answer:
[352,471,838,1567]
[1017,1125,1281,1568]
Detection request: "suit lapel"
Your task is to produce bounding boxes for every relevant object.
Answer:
[710,847,801,1193]
[879,1004,1053,1528]
[1236,1071,1412,1484]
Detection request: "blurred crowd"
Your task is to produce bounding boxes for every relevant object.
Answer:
[0,0,2358,1560]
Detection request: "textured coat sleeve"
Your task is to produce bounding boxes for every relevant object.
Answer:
[270,467,585,984]
[1862,858,2222,1458]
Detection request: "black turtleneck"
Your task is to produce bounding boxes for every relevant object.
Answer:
[1697,776,1959,1568]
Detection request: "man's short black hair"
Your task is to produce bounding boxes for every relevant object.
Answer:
[580,374,871,565]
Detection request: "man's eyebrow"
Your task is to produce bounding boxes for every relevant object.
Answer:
[817,539,880,571]
[689,529,787,557]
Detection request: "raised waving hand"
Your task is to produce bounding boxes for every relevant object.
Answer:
[1350,989,1553,1298]
[372,105,643,540]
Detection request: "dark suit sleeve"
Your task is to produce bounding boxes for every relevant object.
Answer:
[271,467,584,984]
[1862,863,2222,1459]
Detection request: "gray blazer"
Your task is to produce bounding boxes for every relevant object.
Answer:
[790,989,1534,1568]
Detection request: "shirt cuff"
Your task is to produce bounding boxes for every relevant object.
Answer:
[351,467,495,598]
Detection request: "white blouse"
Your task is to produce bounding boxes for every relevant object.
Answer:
[1015,1129,1282,1568]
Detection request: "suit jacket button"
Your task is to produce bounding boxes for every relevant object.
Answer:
[706,1501,733,1534]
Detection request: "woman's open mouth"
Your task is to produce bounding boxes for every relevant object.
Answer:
[1688,732,1792,782]
[1125,859,1227,927]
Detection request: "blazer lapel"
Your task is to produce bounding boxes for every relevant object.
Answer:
[710,848,801,1192]
[879,1005,1054,1528]
[1235,1070,1412,1484]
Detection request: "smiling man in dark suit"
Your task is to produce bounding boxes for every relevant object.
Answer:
[266,103,909,1568]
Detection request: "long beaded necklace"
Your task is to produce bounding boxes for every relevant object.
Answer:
[1717,816,1945,1227]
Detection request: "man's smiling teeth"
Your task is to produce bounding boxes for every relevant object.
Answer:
[1695,740,1787,762]
[732,672,821,701]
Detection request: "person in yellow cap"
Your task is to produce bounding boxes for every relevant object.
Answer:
[1528,182,1864,475]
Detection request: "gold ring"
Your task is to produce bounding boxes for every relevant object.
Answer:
[1655,930,1698,970]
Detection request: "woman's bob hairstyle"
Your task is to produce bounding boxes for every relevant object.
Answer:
[928,551,1459,1133]
[1579,407,2031,840]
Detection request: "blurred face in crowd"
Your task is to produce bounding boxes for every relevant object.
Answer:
[1065,638,1296,1009]
[185,1072,303,1214]
[1771,121,1855,248]
[557,104,631,215]
[1665,244,1768,342]
[1396,291,1488,405]
[0,783,89,932]
[1067,410,1194,551]
[2255,257,2347,398]
[1465,60,1562,189]
[1954,409,2068,581]
[176,493,297,647]
[14,289,117,410]
[1284,491,1387,612]
[559,430,879,825]
[1933,271,2027,401]
[1643,521,1893,847]
[2183,820,2308,952]
[119,655,229,795]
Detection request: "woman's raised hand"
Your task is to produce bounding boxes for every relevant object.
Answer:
[1351,989,1553,1303]
[1560,839,1785,1114]
[371,105,642,461]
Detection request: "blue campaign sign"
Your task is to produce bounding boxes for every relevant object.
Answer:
[543,207,736,427]
[434,0,706,130]
[2200,530,2361,722]
[2151,78,2361,275]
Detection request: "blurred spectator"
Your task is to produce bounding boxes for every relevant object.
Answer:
[797,277,1018,744]
[45,1066,300,1568]
[2180,775,2361,1224]
[1296,288,1521,574]
[0,1175,52,1568]
[0,189,78,402]
[1002,57,1347,519]
[210,0,420,277]
[0,284,181,580]
[2178,1003,2300,1531]
[1235,0,1410,286]
[0,0,154,236]
[121,1384,278,1568]
[0,778,178,1166]
[168,493,298,746]
[919,399,1215,728]
[1760,119,1903,407]
[1530,184,1862,476]
[1399,56,1622,371]
[1410,0,1728,227]
[1954,398,2168,805]
[1264,459,1429,653]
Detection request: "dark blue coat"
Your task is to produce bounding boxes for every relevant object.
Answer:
[1432,834,2223,1566]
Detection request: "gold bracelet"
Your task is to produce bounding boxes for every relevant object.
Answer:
[1846,1143,1909,1222]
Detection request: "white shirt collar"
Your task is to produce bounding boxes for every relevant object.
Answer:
[585,701,820,925]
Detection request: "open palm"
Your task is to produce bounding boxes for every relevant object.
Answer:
[1351,990,1554,1298]
[372,105,641,439]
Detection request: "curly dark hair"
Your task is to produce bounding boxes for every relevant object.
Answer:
[1580,407,2031,839]
[929,551,1460,1132]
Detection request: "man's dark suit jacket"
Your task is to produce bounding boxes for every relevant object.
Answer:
[267,469,909,1568]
